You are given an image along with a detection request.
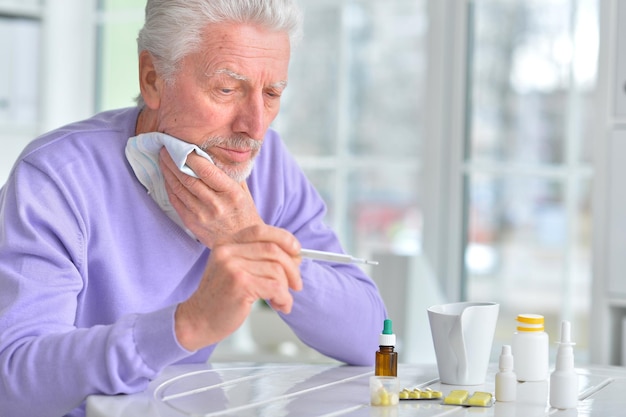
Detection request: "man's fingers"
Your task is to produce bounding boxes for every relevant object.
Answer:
[218,240,303,292]
[185,151,234,192]
[232,225,300,253]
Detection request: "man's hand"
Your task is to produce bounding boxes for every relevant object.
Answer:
[159,147,302,351]
[159,147,262,248]
[174,224,303,351]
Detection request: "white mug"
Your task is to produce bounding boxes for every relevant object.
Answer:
[427,301,499,385]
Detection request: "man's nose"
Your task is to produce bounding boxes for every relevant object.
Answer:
[232,94,268,141]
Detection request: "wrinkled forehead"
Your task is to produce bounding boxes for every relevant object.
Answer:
[198,21,291,58]
[189,22,291,80]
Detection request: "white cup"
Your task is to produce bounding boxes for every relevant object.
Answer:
[427,301,499,385]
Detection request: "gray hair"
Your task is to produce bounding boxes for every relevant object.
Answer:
[135,0,303,107]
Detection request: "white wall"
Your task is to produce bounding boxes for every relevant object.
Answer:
[0,3,40,183]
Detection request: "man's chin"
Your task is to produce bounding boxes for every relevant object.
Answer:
[217,161,254,183]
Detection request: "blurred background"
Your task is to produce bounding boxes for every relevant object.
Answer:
[1,0,624,366]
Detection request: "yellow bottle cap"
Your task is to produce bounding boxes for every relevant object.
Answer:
[516,314,545,331]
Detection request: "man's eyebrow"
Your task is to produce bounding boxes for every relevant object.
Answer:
[270,80,288,89]
[212,68,248,81]
[210,68,287,89]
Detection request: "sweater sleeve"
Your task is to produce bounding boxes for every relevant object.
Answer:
[0,162,193,417]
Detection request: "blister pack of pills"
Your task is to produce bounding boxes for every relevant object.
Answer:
[443,390,494,407]
[399,387,443,400]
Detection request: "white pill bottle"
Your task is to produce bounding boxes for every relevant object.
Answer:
[511,314,549,382]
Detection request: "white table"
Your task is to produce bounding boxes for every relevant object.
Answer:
[86,362,626,416]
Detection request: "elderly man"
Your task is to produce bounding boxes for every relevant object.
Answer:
[0,0,387,416]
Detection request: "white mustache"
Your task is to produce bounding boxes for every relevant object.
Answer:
[199,136,261,152]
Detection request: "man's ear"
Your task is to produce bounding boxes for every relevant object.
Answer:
[138,50,163,110]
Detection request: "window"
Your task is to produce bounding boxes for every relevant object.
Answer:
[275,0,428,260]
[95,0,144,111]
[463,0,598,360]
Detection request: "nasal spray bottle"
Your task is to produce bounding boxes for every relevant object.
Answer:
[375,319,398,377]
[549,320,578,409]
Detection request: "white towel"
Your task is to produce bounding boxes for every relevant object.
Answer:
[125,132,214,238]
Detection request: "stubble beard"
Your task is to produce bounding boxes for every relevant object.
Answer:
[200,135,262,183]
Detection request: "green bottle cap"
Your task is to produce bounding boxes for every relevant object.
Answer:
[379,318,396,346]
[383,319,393,335]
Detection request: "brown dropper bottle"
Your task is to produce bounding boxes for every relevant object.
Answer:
[375,319,398,377]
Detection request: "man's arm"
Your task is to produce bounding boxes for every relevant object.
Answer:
[244,133,388,365]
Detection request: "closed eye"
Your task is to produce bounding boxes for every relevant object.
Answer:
[266,90,282,98]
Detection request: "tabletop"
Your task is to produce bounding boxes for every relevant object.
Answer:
[86,362,626,417]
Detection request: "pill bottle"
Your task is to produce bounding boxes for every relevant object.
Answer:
[511,314,549,382]
[369,376,400,406]
[495,345,516,402]
[375,319,397,377]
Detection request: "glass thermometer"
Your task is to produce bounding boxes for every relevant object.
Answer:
[299,248,379,265]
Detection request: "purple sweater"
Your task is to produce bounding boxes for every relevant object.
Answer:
[0,108,386,417]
